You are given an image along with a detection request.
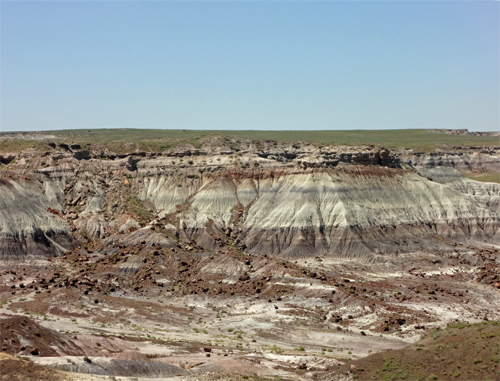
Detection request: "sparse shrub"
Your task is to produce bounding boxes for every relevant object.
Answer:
[448,323,472,329]
[270,345,283,354]
[381,356,395,372]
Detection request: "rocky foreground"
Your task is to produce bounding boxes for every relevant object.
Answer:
[1,136,499,380]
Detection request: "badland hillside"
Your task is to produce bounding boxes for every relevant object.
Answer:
[1,129,499,381]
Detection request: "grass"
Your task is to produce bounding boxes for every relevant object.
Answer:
[125,195,153,223]
[1,128,497,152]
[466,173,500,184]
[333,321,500,381]
[0,139,43,152]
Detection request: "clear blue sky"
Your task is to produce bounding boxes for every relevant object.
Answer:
[1,1,498,132]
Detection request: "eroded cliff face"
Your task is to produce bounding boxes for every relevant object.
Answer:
[0,177,75,260]
[1,141,499,261]
[403,150,500,173]
[417,167,500,215]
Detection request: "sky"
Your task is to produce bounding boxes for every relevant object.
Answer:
[1,1,498,132]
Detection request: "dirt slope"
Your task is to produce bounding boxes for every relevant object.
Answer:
[328,321,500,381]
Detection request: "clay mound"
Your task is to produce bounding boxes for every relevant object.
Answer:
[0,314,84,356]
[0,177,76,260]
[114,256,144,276]
[253,261,297,278]
[118,219,141,233]
[55,357,188,378]
[0,353,67,381]
[200,254,246,281]
[185,227,219,251]
[113,350,148,361]
[76,214,107,240]
[103,227,176,248]
[277,230,319,259]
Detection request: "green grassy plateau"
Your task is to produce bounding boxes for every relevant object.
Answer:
[1,128,498,152]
